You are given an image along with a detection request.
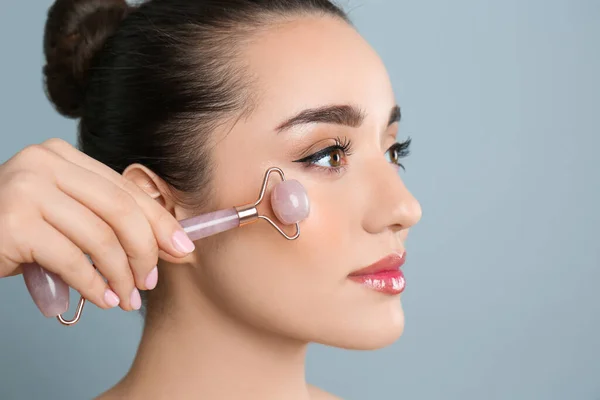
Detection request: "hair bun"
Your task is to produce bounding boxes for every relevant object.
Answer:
[43,0,130,118]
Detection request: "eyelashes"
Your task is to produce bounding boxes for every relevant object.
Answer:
[386,137,411,171]
[293,136,411,172]
[293,137,353,170]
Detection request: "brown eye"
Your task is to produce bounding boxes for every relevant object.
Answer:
[328,148,344,167]
[294,137,353,170]
[389,147,399,164]
[311,147,345,168]
[385,146,400,165]
[385,140,411,170]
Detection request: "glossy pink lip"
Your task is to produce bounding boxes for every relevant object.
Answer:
[349,252,406,276]
[348,252,406,295]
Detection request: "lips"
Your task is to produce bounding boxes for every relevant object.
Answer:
[348,252,406,295]
[349,252,406,276]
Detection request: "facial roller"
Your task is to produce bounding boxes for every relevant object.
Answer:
[22,167,310,326]
[180,166,309,241]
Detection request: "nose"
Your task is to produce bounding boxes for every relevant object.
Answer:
[362,162,422,235]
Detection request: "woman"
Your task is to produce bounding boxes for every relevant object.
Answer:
[0,0,422,398]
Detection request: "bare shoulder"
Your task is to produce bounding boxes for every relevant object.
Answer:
[308,384,343,400]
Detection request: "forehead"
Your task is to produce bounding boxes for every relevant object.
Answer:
[204,17,397,209]
[243,16,395,120]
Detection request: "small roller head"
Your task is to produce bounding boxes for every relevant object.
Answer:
[271,179,310,225]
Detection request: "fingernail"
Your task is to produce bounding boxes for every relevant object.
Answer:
[172,230,195,254]
[130,288,142,310]
[104,289,120,308]
[145,266,158,290]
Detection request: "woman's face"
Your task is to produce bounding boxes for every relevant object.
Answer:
[177,16,421,349]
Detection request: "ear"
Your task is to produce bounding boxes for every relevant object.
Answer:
[122,163,198,265]
[122,163,170,208]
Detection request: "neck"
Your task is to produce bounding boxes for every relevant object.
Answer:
[112,280,310,400]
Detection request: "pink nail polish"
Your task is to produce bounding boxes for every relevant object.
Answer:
[130,288,142,310]
[172,230,195,254]
[104,289,120,308]
[145,266,158,290]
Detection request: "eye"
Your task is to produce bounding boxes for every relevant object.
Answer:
[293,136,353,173]
[385,138,411,170]
[312,147,345,168]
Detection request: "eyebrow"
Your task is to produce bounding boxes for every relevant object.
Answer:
[275,104,401,133]
[388,105,401,126]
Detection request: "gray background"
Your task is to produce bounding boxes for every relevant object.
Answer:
[1,0,598,399]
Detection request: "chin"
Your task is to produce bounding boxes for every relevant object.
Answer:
[314,301,405,350]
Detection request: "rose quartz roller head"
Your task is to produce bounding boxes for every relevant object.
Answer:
[22,167,309,326]
[179,166,309,241]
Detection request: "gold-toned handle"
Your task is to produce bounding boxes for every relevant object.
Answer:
[56,265,94,326]
[253,167,285,207]
[254,167,300,240]
[57,295,86,326]
[258,216,300,240]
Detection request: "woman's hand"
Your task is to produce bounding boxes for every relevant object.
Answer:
[0,138,195,314]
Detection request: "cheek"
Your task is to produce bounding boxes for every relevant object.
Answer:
[196,199,347,319]
[194,185,404,349]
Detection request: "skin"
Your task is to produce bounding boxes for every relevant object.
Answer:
[0,14,421,400]
[102,16,421,400]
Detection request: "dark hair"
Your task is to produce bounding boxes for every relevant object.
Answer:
[42,0,349,314]
[43,0,348,204]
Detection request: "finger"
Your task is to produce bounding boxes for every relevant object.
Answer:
[19,221,118,310]
[41,139,195,257]
[37,182,141,310]
[6,265,23,277]
[35,147,159,294]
